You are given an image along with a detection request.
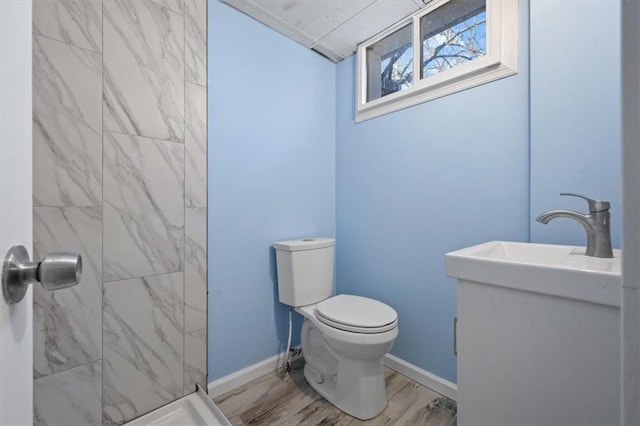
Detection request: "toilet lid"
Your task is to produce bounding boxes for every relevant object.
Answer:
[315,294,398,333]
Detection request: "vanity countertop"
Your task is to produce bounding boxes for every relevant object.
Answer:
[446,241,621,307]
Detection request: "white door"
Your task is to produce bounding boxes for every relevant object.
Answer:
[622,0,640,422]
[0,1,33,425]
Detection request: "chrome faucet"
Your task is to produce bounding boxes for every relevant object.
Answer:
[535,193,613,258]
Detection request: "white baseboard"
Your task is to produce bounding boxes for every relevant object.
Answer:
[208,350,457,402]
[207,352,286,399]
[384,353,458,401]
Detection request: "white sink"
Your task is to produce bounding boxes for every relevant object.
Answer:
[448,241,622,426]
[446,241,621,307]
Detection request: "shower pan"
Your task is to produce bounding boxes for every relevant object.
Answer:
[125,386,230,426]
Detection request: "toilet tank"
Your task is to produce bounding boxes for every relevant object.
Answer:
[273,238,335,307]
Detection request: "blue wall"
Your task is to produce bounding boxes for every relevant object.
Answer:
[530,0,621,247]
[208,0,622,385]
[207,0,336,380]
[335,3,530,383]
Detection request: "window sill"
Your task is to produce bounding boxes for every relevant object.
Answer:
[355,59,517,123]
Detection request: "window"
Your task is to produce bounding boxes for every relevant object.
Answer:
[366,23,413,102]
[356,0,518,122]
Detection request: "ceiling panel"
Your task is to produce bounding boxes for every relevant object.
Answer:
[255,1,377,40]
[219,0,427,62]
[221,0,317,47]
[313,0,422,60]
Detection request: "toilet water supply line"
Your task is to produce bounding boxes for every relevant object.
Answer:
[284,307,293,373]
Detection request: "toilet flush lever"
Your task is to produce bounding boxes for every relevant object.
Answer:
[2,245,82,304]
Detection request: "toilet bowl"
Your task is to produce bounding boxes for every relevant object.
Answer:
[273,238,399,420]
[296,295,398,420]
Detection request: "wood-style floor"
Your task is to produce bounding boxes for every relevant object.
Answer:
[213,359,457,425]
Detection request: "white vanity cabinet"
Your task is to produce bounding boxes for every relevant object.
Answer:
[447,241,621,426]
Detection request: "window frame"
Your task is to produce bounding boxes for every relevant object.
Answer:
[356,0,518,122]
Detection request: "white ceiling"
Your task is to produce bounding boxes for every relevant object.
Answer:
[219,0,428,62]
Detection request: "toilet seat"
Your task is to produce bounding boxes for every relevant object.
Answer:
[314,294,398,334]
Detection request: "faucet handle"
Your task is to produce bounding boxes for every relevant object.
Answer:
[560,193,610,212]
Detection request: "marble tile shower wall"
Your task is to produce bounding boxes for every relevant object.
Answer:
[32,0,208,424]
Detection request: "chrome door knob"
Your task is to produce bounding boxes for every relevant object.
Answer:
[39,252,83,291]
[2,245,82,304]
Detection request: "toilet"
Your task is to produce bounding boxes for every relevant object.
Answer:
[273,238,398,420]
